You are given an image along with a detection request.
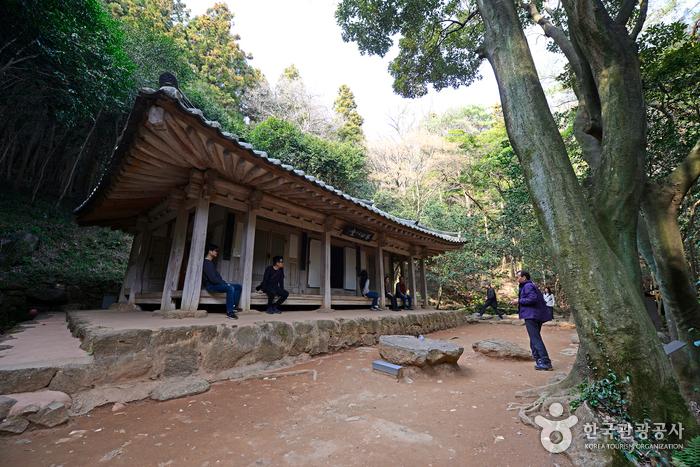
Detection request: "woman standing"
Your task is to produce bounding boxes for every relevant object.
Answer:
[543,287,555,318]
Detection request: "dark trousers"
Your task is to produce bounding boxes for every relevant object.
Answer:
[396,293,412,309]
[525,319,550,364]
[264,287,289,307]
[385,293,398,310]
[479,299,502,317]
[206,283,242,314]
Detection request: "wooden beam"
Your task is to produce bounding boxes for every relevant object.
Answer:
[239,205,258,311]
[321,216,334,310]
[119,232,142,303]
[180,197,210,310]
[408,254,417,304]
[127,222,151,305]
[376,234,386,308]
[160,206,189,311]
[210,193,248,213]
[419,256,429,308]
[163,113,207,169]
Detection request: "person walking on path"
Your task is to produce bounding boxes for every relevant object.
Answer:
[477,282,503,319]
[202,243,242,319]
[511,271,553,371]
[257,256,289,314]
[543,287,555,319]
[360,270,381,310]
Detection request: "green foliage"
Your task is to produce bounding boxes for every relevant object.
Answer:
[673,436,700,467]
[0,190,131,286]
[183,3,260,108]
[334,84,365,145]
[336,0,484,98]
[182,79,249,137]
[248,117,370,196]
[571,371,630,418]
[639,22,700,180]
[2,0,134,124]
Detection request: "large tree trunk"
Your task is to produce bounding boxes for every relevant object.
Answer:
[642,172,700,405]
[476,0,695,428]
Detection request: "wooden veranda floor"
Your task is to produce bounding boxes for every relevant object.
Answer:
[133,290,373,307]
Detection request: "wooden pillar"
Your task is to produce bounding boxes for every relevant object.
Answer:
[239,191,262,311]
[127,222,151,305]
[119,231,142,303]
[408,252,417,306]
[419,254,429,309]
[376,234,386,307]
[159,206,189,311]
[180,197,210,311]
[321,217,333,309]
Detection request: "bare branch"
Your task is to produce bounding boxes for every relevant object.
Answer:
[435,11,479,50]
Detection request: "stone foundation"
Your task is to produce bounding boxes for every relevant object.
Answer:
[61,310,472,391]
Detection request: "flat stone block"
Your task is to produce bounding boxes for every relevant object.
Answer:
[153,310,208,319]
[0,367,57,394]
[150,377,210,401]
[378,335,464,368]
[0,416,29,434]
[472,339,531,360]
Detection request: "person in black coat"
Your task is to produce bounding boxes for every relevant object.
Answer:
[202,243,242,319]
[256,255,289,314]
[478,282,503,319]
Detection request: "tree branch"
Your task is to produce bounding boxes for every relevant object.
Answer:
[615,0,637,25]
[666,139,700,206]
[525,2,602,149]
[630,0,648,41]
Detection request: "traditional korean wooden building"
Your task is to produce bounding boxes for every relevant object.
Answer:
[75,79,464,313]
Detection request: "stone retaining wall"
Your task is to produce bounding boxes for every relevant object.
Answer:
[59,310,472,394]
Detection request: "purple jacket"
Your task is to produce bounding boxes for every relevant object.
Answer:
[518,281,552,322]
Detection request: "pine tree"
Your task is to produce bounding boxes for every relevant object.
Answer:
[334,84,364,145]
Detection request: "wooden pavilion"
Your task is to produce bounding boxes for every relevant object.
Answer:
[75,80,465,313]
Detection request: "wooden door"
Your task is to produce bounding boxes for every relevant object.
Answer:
[308,239,321,287]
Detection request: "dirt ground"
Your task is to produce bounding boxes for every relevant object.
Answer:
[0,322,578,467]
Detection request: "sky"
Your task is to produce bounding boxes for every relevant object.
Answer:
[185,0,503,141]
[185,0,699,141]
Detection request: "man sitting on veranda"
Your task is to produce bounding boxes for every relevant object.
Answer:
[202,243,242,319]
[395,275,413,310]
[256,255,289,314]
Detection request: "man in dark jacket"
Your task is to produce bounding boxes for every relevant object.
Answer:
[257,255,289,314]
[202,243,242,319]
[477,283,503,319]
[512,270,553,371]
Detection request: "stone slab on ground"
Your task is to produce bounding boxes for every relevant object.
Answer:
[0,395,17,419]
[27,401,69,427]
[150,377,210,401]
[0,416,29,434]
[5,390,71,417]
[70,382,158,416]
[378,335,464,367]
[472,339,532,360]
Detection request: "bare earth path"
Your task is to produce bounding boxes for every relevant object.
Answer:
[0,322,577,467]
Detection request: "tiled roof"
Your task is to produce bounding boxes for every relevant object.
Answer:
[76,86,464,245]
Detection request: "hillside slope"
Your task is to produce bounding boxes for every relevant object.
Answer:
[0,191,132,330]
